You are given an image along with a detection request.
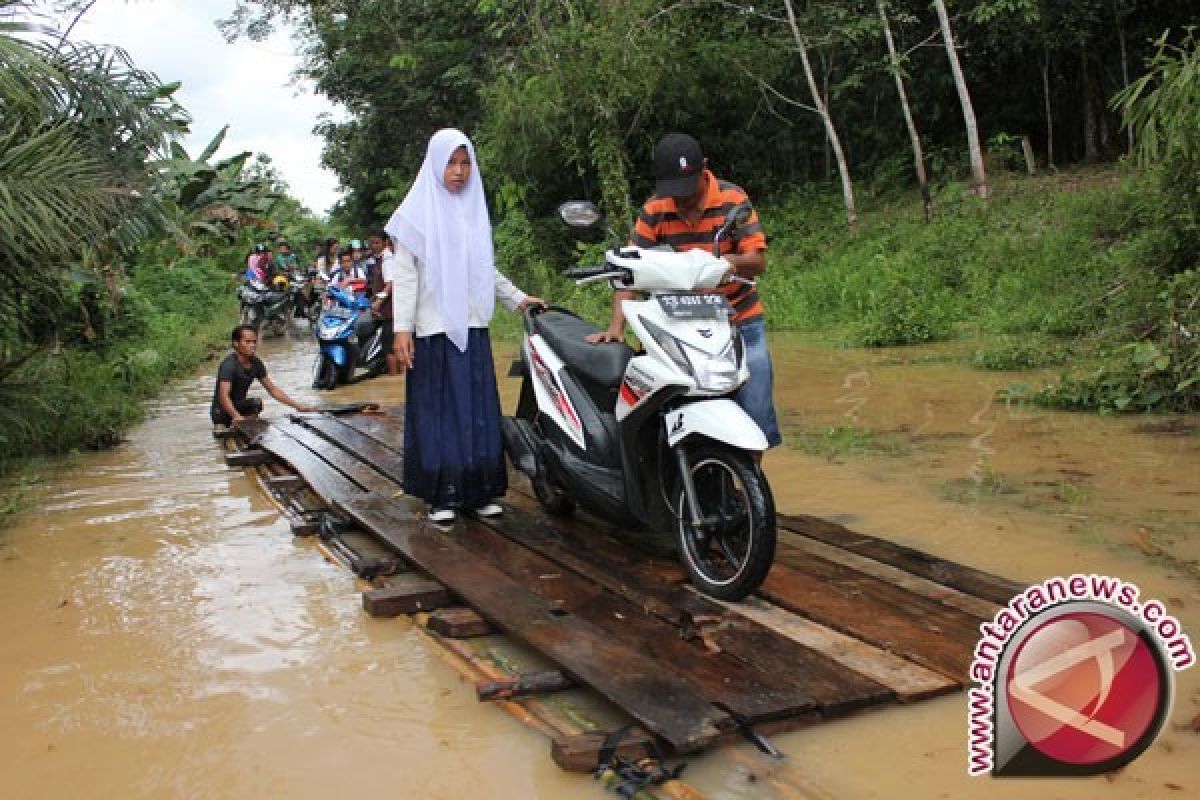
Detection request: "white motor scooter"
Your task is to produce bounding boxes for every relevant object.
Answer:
[502,202,776,600]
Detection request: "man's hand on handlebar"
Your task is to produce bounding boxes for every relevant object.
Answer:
[585,327,623,344]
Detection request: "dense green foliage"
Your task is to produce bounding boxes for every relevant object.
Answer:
[752,167,1197,411]
[0,257,238,460]
[222,0,1195,225]
[0,3,321,478]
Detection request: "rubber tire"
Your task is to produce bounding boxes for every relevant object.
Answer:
[267,314,287,337]
[532,470,575,517]
[336,363,352,386]
[675,444,776,601]
[312,355,337,390]
[239,304,260,329]
[306,300,322,333]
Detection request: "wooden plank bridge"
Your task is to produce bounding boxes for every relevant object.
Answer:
[221,406,1022,788]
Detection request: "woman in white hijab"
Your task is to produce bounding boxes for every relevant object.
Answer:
[386,128,543,523]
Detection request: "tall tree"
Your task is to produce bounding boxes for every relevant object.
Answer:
[933,0,987,197]
[877,0,931,220]
[782,0,857,226]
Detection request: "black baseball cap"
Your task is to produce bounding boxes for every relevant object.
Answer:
[653,133,704,197]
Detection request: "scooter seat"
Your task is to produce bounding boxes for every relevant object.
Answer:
[533,311,634,392]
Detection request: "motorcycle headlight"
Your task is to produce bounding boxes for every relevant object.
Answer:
[639,317,742,393]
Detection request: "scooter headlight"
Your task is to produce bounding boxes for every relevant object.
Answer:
[639,317,742,393]
[684,338,741,392]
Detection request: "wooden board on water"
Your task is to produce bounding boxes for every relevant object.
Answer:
[779,512,1024,606]
[245,408,1025,758]
[255,417,730,752]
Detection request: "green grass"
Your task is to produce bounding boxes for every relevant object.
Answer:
[785,423,911,462]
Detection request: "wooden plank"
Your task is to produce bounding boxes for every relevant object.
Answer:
[290,517,320,537]
[335,410,405,453]
[225,448,272,467]
[779,513,1024,605]
[257,427,372,500]
[254,424,730,752]
[552,730,661,773]
[270,419,399,495]
[453,516,824,724]
[760,557,981,682]
[477,670,575,701]
[717,595,959,701]
[777,535,1000,621]
[265,474,306,491]
[292,414,406,485]
[363,575,454,617]
[485,497,892,716]
[350,498,731,752]
[427,607,494,638]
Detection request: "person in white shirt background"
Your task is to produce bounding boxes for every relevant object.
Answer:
[385,128,544,524]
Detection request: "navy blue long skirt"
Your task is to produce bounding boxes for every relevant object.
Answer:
[403,328,507,509]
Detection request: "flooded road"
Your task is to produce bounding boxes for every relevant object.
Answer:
[1,329,1197,799]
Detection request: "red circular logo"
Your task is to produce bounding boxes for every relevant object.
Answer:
[1005,611,1165,766]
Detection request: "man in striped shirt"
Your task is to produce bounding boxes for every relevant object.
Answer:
[586,133,781,449]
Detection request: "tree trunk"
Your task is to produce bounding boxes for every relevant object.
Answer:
[1081,40,1099,161]
[1115,2,1133,155]
[1042,52,1055,169]
[783,0,857,228]
[933,0,987,198]
[878,1,932,222]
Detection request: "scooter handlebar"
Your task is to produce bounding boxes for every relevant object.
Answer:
[563,265,632,286]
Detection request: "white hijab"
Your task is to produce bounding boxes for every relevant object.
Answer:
[385,128,496,352]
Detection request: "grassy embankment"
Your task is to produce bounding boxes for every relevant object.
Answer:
[496,165,1196,418]
[0,257,237,522]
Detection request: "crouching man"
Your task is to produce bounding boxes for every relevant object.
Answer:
[211,324,316,427]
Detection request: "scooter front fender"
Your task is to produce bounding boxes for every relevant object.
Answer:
[324,344,349,367]
[664,398,768,452]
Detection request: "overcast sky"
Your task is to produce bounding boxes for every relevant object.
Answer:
[68,0,344,217]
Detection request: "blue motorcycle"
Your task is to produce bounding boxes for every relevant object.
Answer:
[311,285,387,390]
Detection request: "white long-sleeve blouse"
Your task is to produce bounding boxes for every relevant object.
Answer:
[389,241,527,335]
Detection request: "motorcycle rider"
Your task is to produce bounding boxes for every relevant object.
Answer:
[244,243,270,282]
[585,132,781,451]
[211,324,316,426]
[274,240,299,276]
[329,247,367,289]
[367,229,398,375]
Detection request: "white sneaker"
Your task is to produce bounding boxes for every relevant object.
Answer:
[474,502,503,518]
[428,507,456,523]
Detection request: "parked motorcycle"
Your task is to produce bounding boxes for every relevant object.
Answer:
[311,283,386,390]
[237,276,290,336]
[286,267,317,323]
[501,201,777,600]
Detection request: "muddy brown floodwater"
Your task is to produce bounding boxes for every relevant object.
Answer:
[1,328,1197,800]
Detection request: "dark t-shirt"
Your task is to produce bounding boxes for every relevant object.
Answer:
[211,353,267,418]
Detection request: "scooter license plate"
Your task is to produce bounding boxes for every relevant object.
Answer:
[656,293,730,319]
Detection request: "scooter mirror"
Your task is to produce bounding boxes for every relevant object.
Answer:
[557,200,602,228]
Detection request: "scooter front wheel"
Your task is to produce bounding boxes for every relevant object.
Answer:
[675,444,776,601]
[312,355,337,390]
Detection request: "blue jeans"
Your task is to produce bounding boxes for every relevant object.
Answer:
[734,318,782,448]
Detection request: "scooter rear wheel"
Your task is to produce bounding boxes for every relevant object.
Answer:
[675,444,776,601]
[532,471,575,517]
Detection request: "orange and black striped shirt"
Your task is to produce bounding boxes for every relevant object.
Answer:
[631,170,768,324]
